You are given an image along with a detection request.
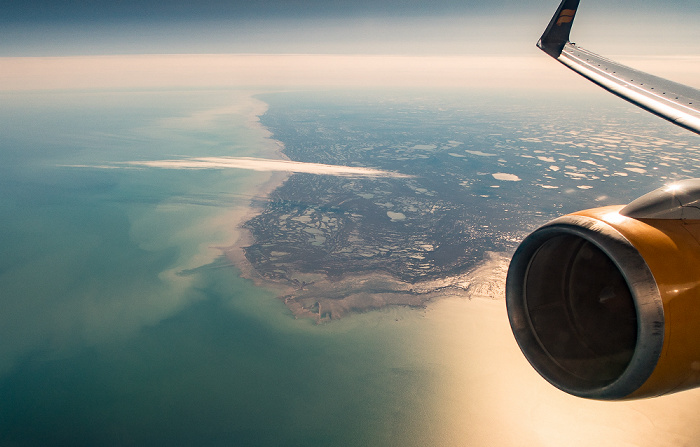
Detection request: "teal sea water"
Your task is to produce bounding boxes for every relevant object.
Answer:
[0,89,445,446]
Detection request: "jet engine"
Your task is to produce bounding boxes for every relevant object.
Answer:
[506,179,700,400]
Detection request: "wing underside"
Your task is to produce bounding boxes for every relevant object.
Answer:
[539,0,700,135]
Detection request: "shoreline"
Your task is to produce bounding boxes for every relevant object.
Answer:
[276,250,510,322]
[222,92,297,298]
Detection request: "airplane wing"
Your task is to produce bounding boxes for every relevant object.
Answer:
[538,0,700,135]
[506,0,700,401]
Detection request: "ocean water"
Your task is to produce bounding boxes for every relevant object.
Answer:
[3,87,700,446]
[0,89,445,446]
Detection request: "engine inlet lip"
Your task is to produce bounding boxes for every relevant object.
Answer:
[506,214,665,400]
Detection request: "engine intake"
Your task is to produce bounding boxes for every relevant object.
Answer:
[507,200,700,400]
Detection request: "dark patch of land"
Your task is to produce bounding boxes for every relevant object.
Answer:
[239,93,552,318]
[243,173,499,284]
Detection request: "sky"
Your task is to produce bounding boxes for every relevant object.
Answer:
[3,0,697,23]
[1,0,699,56]
[2,0,699,94]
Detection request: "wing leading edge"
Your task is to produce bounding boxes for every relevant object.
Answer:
[538,0,700,135]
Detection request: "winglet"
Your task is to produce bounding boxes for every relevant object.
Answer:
[537,0,580,57]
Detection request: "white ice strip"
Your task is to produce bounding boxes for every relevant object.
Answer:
[73,157,413,178]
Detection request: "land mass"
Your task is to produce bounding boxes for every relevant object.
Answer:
[227,93,538,321]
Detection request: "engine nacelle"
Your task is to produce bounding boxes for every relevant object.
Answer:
[506,180,700,400]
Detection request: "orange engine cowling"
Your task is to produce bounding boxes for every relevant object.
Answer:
[506,180,700,400]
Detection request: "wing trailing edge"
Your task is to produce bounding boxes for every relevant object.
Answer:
[538,0,700,135]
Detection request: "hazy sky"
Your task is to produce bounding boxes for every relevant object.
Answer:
[2,0,699,93]
[1,0,698,56]
[3,0,696,23]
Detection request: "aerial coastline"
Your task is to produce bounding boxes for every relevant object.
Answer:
[224,93,510,322]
